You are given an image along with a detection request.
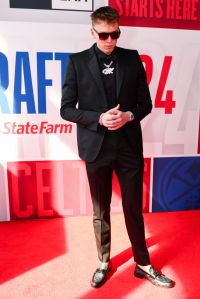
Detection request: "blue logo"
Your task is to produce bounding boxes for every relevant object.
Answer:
[152,157,200,212]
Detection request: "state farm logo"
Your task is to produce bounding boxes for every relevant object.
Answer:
[52,0,93,11]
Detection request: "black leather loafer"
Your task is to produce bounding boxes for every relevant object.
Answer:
[91,262,111,288]
[134,265,175,288]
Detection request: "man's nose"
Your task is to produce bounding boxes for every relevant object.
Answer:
[107,35,112,42]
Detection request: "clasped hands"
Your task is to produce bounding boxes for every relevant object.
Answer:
[100,104,130,131]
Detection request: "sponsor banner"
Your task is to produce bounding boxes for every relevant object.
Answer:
[7,158,150,220]
[0,19,199,221]
[109,0,200,30]
[10,0,93,11]
[0,22,80,161]
[0,22,199,161]
[137,27,200,157]
[152,156,200,212]
[0,0,106,24]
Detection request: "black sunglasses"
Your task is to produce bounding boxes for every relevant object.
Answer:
[93,27,121,40]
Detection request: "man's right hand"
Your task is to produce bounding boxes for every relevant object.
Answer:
[100,104,131,130]
[99,104,120,128]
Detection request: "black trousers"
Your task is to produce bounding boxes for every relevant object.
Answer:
[86,131,150,266]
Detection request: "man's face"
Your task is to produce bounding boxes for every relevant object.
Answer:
[91,20,119,54]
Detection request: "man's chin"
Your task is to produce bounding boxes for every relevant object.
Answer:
[104,46,115,54]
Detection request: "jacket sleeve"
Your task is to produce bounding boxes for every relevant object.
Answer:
[60,56,101,131]
[131,51,153,121]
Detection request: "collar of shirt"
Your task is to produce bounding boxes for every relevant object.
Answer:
[94,44,118,62]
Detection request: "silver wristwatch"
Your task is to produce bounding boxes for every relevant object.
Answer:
[127,111,134,121]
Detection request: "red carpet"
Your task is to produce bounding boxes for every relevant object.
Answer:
[0,210,199,299]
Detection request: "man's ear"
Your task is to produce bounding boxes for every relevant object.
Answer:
[91,28,95,39]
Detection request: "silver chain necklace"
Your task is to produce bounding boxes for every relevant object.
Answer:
[102,61,114,75]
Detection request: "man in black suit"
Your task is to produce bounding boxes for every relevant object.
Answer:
[61,6,174,288]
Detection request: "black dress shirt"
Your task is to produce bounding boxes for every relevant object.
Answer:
[94,44,117,109]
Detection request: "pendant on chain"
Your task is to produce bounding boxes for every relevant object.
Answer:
[102,61,114,75]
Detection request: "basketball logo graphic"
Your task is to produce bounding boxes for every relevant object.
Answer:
[152,157,200,212]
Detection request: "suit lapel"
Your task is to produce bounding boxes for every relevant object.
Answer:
[116,48,125,100]
[87,46,107,107]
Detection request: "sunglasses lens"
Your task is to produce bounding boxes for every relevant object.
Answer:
[98,33,109,40]
[110,31,120,39]
[98,30,120,40]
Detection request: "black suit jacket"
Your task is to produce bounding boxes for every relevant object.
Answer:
[60,44,152,162]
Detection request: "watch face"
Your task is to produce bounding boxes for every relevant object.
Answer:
[130,113,134,120]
